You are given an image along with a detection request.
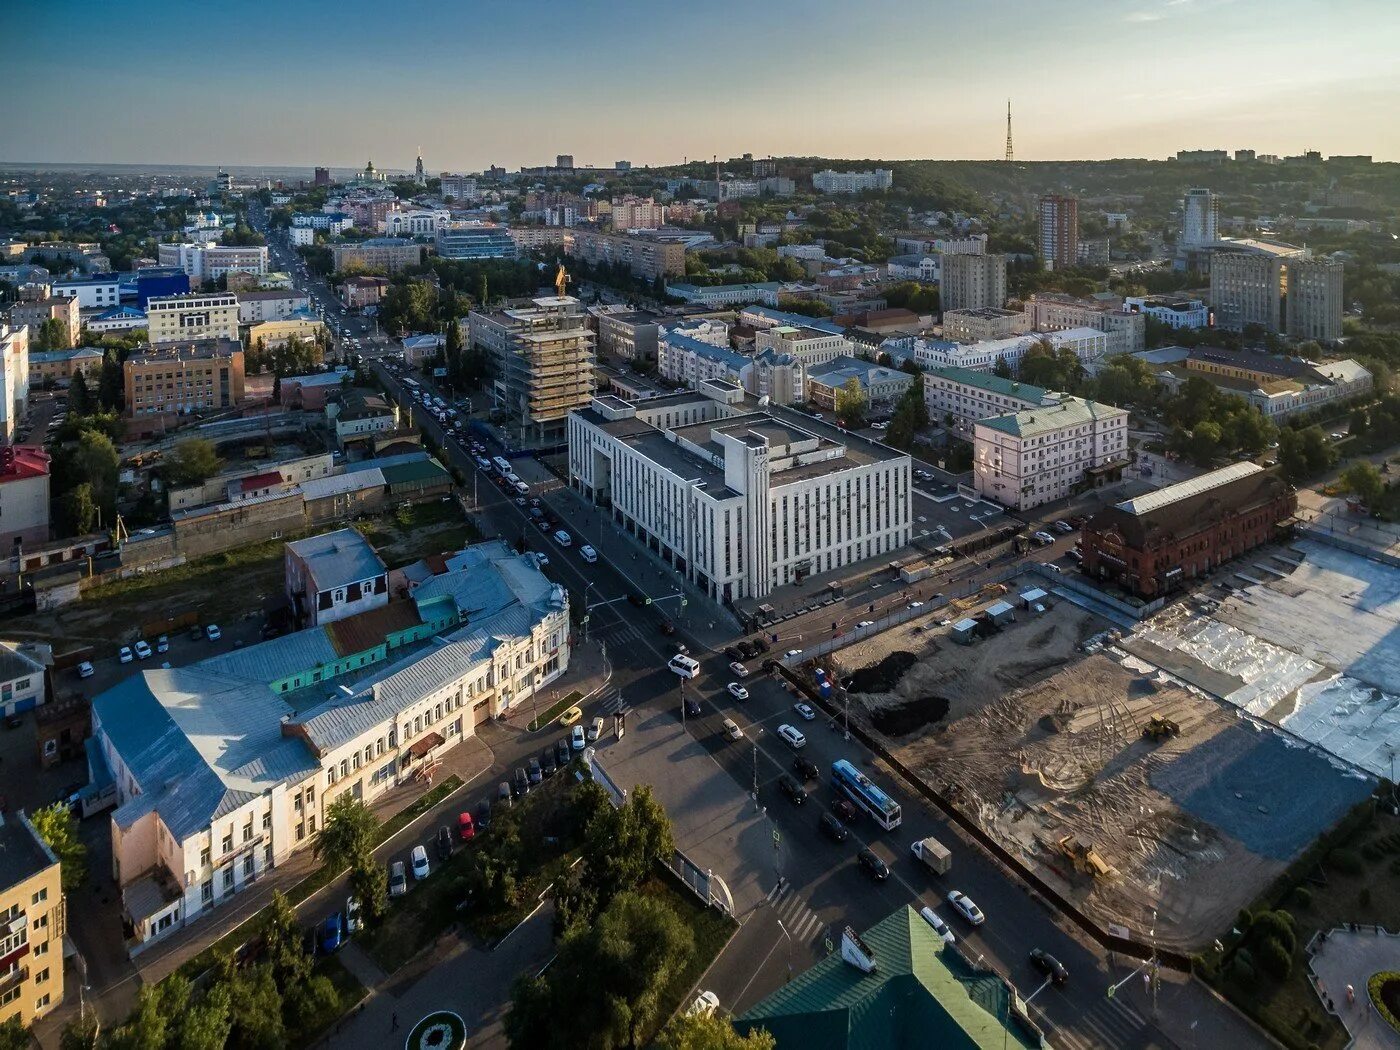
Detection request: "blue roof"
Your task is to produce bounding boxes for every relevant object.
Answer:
[741,305,846,336]
[30,347,104,364]
[96,305,146,320]
[662,331,749,372]
[53,274,119,285]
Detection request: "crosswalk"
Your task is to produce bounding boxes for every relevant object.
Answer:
[597,685,630,718]
[1045,994,1149,1050]
[594,621,645,648]
[765,881,826,944]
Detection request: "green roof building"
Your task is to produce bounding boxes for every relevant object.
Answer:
[736,907,1042,1050]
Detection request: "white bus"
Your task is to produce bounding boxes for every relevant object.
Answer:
[668,654,700,679]
[492,457,512,476]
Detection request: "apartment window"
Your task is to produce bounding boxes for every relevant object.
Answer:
[306,785,314,803]
[0,989,17,1007]
[242,820,253,843]
[221,869,233,892]
[262,812,272,831]
[308,816,316,835]
[35,994,49,1010]
[294,794,303,813]
[296,823,305,841]
[32,941,47,958]
[243,854,255,878]
[30,888,46,905]
[36,967,48,985]
[201,880,213,903]
[221,832,233,854]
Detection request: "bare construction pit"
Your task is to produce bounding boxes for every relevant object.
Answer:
[828,600,1371,949]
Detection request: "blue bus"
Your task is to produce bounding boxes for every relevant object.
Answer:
[831,759,902,830]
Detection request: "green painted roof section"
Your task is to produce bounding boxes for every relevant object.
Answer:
[929,366,1048,404]
[979,395,1124,438]
[736,906,1038,1050]
[381,458,450,486]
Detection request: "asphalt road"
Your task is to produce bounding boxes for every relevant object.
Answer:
[366,362,1265,1050]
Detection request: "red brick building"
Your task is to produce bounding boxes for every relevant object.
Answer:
[1081,463,1296,599]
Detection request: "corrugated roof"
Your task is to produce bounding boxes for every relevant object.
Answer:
[325,601,423,657]
[928,366,1048,404]
[299,469,384,501]
[382,459,450,487]
[199,628,339,683]
[1116,462,1261,516]
[978,396,1124,438]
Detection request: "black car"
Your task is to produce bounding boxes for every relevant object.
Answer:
[777,775,807,805]
[684,696,702,718]
[857,847,890,881]
[792,756,820,781]
[436,825,454,861]
[659,620,676,635]
[513,767,531,797]
[540,749,557,777]
[556,738,572,766]
[819,812,849,843]
[475,799,492,831]
[497,781,513,807]
[724,645,745,661]
[527,758,543,785]
[1029,948,1068,986]
[737,640,758,659]
[627,593,648,608]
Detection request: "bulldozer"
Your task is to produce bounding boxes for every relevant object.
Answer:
[1142,715,1181,742]
[1055,835,1115,879]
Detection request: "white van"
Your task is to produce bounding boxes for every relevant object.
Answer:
[668,654,700,679]
[554,530,572,547]
[579,544,598,563]
[512,480,529,495]
[492,456,512,476]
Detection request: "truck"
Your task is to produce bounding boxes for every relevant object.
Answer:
[910,836,951,875]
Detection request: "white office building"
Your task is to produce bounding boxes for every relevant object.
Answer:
[658,330,750,388]
[236,290,311,324]
[897,327,1107,374]
[1022,293,1145,355]
[1123,295,1208,330]
[752,324,850,367]
[924,366,1057,439]
[812,169,893,194]
[973,396,1129,511]
[383,209,450,238]
[157,242,269,286]
[52,274,121,311]
[568,387,912,601]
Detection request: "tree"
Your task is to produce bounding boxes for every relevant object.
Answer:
[31,802,86,892]
[63,483,98,535]
[657,1014,775,1050]
[68,369,93,417]
[314,794,379,873]
[0,1017,29,1050]
[175,982,233,1050]
[164,439,223,486]
[58,1012,100,1050]
[991,357,1014,380]
[1185,421,1222,467]
[348,858,388,925]
[71,428,120,513]
[834,377,868,430]
[1341,461,1385,509]
[217,955,285,1050]
[34,318,70,351]
[885,373,928,450]
[580,785,675,907]
[262,890,313,988]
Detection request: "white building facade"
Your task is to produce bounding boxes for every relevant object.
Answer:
[973,397,1129,511]
[924,367,1055,439]
[812,169,893,193]
[568,391,912,601]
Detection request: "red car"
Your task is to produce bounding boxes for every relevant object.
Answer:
[457,811,475,842]
[832,798,858,823]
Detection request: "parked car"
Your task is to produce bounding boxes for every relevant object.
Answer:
[727,682,749,700]
[389,861,408,897]
[77,661,94,679]
[724,646,745,661]
[1052,520,1074,534]
[410,844,431,880]
[1029,948,1068,985]
[457,811,476,842]
[571,724,586,750]
[513,767,530,797]
[205,624,222,641]
[946,890,985,925]
[560,706,583,726]
[777,724,807,749]
[134,640,152,660]
[118,646,133,664]
[792,702,816,721]
[777,774,807,805]
[345,896,362,934]
[540,748,557,777]
[728,661,749,678]
[684,695,701,717]
[497,781,512,808]
[792,756,819,781]
[722,718,744,741]
[555,738,571,766]
[919,906,956,945]
[686,990,720,1018]
[319,913,345,954]
[586,716,604,742]
[785,648,803,658]
[190,625,204,642]
[156,635,169,654]
[475,799,492,831]
[819,812,849,843]
[857,848,890,881]
[1032,531,1055,547]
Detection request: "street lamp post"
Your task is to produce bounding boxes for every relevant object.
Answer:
[752,727,763,808]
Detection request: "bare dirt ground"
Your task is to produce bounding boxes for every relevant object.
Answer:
[829,599,1366,950]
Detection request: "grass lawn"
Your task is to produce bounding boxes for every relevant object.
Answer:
[639,870,738,1038]
[1204,807,1400,1050]
[358,771,583,972]
[288,954,369,1044]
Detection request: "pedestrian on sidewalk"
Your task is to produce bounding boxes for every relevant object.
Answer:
[392,1012,399,1031]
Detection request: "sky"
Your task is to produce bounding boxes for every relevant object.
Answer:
[2,0,1399,170]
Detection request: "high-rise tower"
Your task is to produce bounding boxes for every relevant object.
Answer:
[1004,99,1014,162]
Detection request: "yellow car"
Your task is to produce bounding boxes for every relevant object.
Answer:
[559,706,583,727]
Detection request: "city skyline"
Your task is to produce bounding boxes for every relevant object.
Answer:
[2,0,1399,169]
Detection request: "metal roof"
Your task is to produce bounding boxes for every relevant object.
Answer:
[927,366,1048,404]
[299,470,384,501]
[1115,462,1262,516]
[285,528,385,593]
[978,396,1124,439]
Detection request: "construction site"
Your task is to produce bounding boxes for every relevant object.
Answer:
[827,578,1374,949]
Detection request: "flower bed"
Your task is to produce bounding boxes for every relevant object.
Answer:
[406,1010,467,1050]
[1369,971,1400,1033]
